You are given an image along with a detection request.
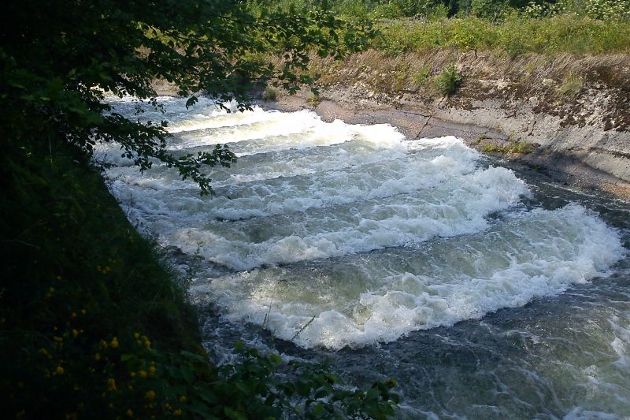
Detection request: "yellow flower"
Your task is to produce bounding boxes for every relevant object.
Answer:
[134,333,140,339]
[110,338,119,349]
[174,409,182,416]
[178,396,186,403]
[53,336,63,342]
[71,312,77,319]
[139,370,147,378]
[145,390,155,400]
[126,409,133,418]
[107,378,117,391]
[129,372,136,378]
[94,353,101,361]
[149,366,156,374]
[55,366,64,375]
[72,329,79,337]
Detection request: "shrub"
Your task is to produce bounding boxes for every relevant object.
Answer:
[263,85,278,101]
[413,65,433,88]
[375,13,630,56]
[307,90,322,106]
[435,64,463,96]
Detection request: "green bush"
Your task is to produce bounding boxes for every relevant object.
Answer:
[557,72,584,98]
[413,65,433,87]
[263,85,279,101]
[435,64,463,95]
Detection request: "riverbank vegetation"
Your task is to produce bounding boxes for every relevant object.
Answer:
[259,0,629,137]
[252,0,630,56]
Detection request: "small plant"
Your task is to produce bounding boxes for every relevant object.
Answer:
[557,72,583,98]
[307,90,322,107]
[482,140,535,154]
[434,64,463,96]
[509,140,535,154]
[413,65,432,88]
[392,70,407,92]
[263,85,278,101]
[472,134,487,145]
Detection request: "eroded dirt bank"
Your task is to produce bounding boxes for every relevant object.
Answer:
[265,50,630,199]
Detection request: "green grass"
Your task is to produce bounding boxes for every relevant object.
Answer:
[481,140,536,154]
[412,64,433,88]
[263,85,278,101]
[375,15,630,56]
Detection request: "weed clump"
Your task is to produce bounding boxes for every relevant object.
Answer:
[482,140,536,154]
[263,85,278,101]
[413,65,432,88]
[557,72,584,98]
[435,64,463,96]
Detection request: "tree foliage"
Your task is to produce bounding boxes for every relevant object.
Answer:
[0,0,372,193]
[0,4,399,419]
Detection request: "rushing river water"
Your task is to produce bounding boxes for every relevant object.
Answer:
[99,96,630,419]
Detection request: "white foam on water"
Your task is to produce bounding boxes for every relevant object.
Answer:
[164,164,527,270]
[100,97,625,353]
[168,112,405,157]
[196,205,624,350]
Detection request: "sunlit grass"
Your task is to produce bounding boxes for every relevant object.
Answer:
[376,15,630,56]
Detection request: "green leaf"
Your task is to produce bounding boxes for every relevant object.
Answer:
[224,407,247,420]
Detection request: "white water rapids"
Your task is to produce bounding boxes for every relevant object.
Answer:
[98,96,625,352]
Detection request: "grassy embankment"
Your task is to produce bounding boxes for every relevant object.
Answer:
[261,2,630,134]
[306,14,630,97]
[292,13,630,153]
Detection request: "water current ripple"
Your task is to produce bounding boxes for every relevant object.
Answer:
[100,96,630,420]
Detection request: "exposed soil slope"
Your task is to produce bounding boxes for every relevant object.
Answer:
[267,50,630,198]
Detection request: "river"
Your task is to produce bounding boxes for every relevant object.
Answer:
[98,96,630,419]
